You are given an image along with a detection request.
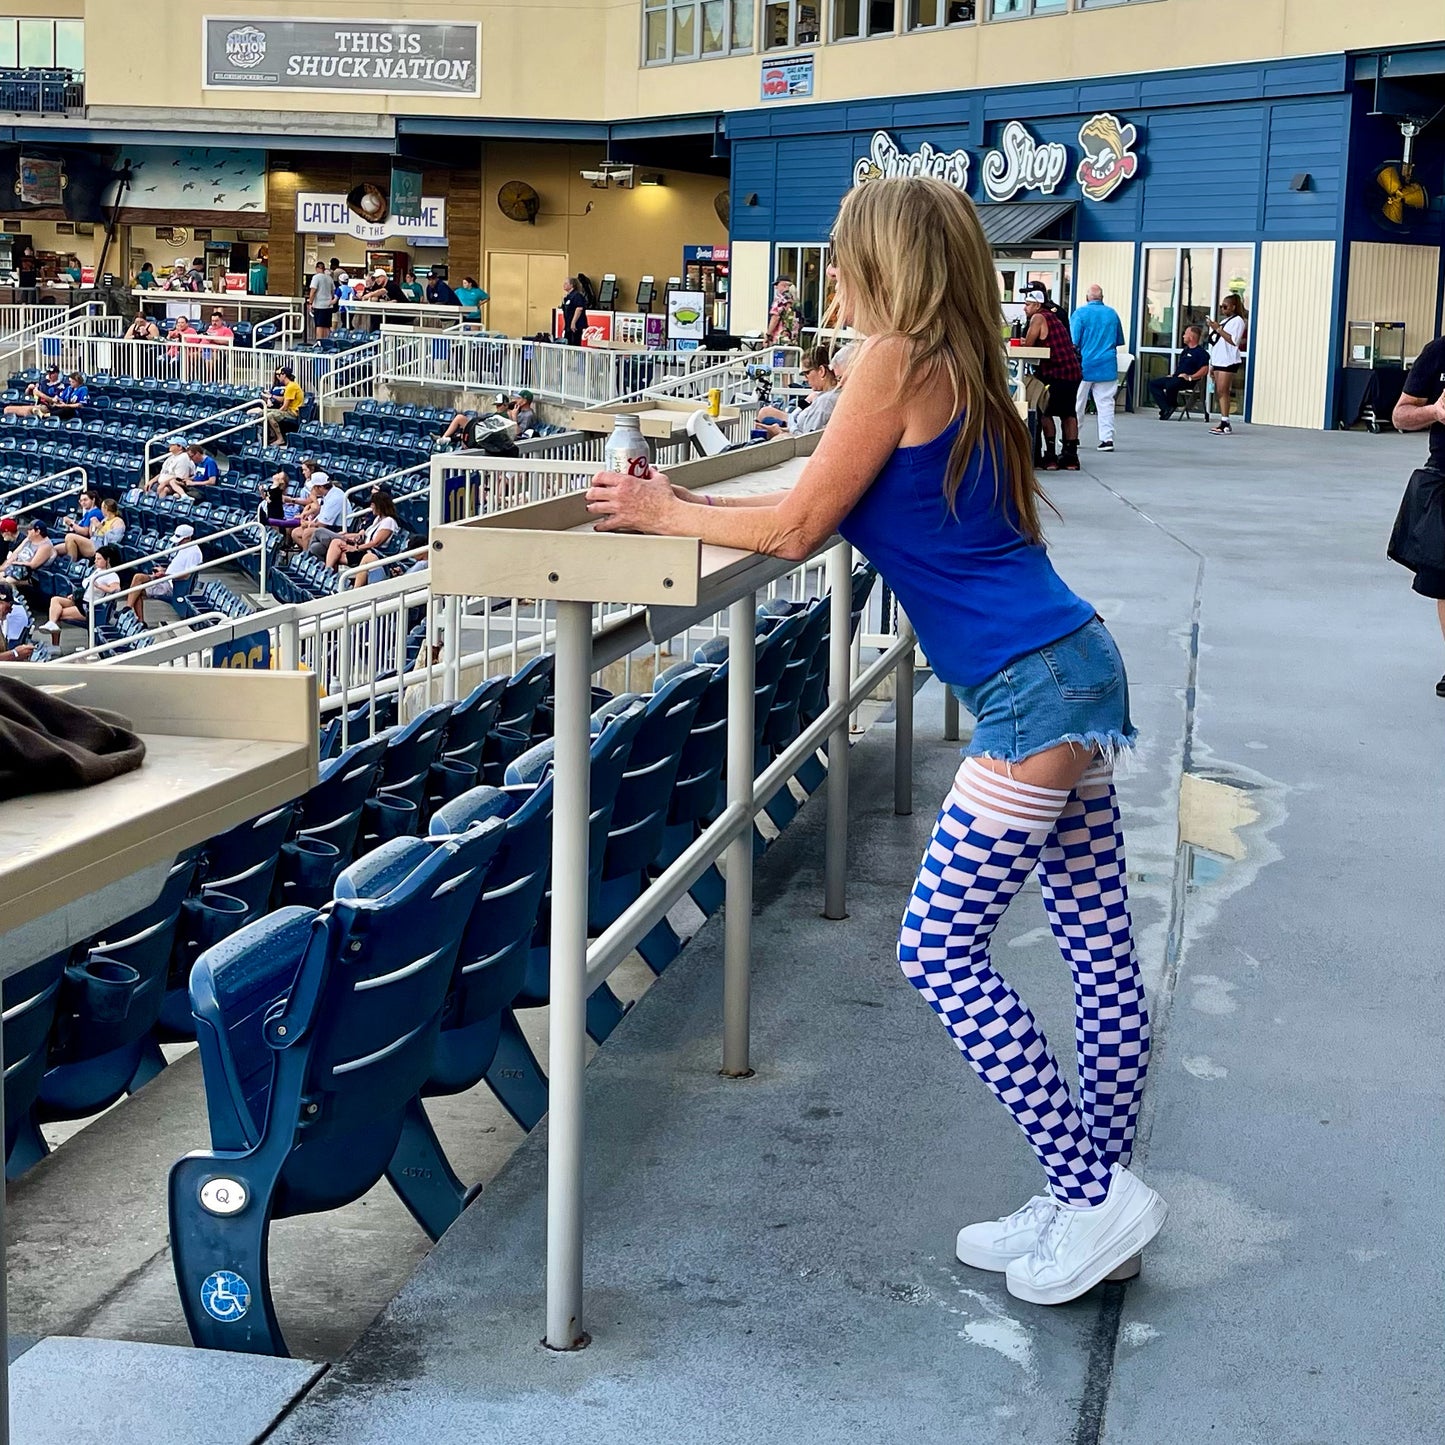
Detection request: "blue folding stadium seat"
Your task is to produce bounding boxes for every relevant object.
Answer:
[158,803,301,1039]
[169,823,503,1355]
[437,676,506,780]
[21,854,199,1161]
[360,703,455,847]
[274,736,387,906]
[481,653,555,782]
[3,951,68,1178]
[588,667,709,968]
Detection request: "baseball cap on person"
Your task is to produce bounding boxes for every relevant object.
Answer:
[1021,285,1049,305]
[515,390,534,404]
[0,518,16,534]
[45,364,59,374]
[173,524,195,539]
[373,268,387,279]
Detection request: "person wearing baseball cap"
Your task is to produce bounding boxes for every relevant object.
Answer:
[1020,283,1083,471]
[124,524,203,624]
[0,516,18,565]
[509,390,539,436]
[4,364,62,418]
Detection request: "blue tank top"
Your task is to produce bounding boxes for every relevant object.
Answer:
[837,415,1094,687]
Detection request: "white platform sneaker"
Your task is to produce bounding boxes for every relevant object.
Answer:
[956,1193,1141,1280]
[1004,1166,1166,1305]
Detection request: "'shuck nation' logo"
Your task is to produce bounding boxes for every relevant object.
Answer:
[225,25,267,69]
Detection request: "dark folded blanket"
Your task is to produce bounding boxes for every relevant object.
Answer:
[0,675,146,799]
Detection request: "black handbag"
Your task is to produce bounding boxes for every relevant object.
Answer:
[1387,466,1445,573]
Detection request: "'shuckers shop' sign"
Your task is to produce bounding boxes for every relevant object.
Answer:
[203,17,480,96]
[296,192,447,244]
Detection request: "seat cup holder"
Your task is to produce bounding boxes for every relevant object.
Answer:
[65,956,141,1023]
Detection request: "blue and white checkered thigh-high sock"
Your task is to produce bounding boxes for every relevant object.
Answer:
[898,757,1115,1207]
[1038,761,1151,1174]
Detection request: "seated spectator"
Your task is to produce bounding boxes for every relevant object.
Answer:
[38,544,124,642]
[454,276,489,323]
[293,464,346,554]
[49,371,90,418]
[1149,325,1211,420]
[204,310,235,346]
[0,520,55,587]
[325,488,401,581]
[426,273,460,309]
[0,515,17,564]
[125,312,161,342]
[4,364,62,417]
[361,269,404,331]
[187,444,219,487]
[149,439,196,497]
[0,585,33,660]
[756,344,851,438]
[162,262,189,292]
[123,525,202,625]
[509,390,539,435]
[437,396,510,446]
[397,267,424,304]
[263,366,305,443]
[168,316,205,368]
[61,496,125,561]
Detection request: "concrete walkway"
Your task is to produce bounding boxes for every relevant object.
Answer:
[267,416,1445,1444]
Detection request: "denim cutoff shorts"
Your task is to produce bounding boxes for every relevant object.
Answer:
[949,616,1137,765]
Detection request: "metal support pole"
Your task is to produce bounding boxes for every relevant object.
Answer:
[258,533,269,604]
[943,685,960,743]
[279,616,298,672]
[894,621,914,818]
[824,541,853,920]
[545,598,592,1352]
[441,595,461,702]
[721,594,756,1077]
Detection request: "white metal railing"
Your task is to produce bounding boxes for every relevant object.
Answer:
[0,302,111,377]
[379,331,801,411]
[314,341,381,420]
[0,463,89,510]
[46,335,364,397]
[338,301,464,331]
[141,398,269,481]
[0,304,67,340]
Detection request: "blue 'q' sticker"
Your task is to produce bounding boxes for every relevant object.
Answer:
[200,1269,251,1323]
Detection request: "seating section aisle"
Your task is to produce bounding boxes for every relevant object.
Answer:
[0,567,878,1360]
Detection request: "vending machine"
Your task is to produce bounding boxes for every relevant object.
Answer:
[682,244,730,330]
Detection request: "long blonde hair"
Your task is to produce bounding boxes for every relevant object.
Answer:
[828,176,1049,542]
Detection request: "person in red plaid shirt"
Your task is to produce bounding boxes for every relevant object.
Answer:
[1022,285,1084,472]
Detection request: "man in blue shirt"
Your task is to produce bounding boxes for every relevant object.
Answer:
[1148,326,1210,420]
[52,371,90,418]
[1071,285,1126,452]
[187,444,219,486]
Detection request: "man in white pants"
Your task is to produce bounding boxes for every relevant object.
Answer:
[1071,284,1126,452]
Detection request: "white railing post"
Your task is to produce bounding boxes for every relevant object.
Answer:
[545,596,593,1353]
[722,593,757,1078]
[825,541,853,921]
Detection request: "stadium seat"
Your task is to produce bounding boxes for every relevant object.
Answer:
[169,822,503,1355]
[359,703,455,849]
[3,951,68,1178]
[23,854,199,1158]
[482,652,554,781]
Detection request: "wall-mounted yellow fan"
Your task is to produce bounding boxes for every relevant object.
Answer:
[1375,120,1429,227]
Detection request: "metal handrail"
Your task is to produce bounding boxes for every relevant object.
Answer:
[13,484,84,520]
[141,398,269,480]
[0,463,89,509]
[70,609,231,661]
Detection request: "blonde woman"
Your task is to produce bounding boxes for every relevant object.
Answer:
[61,497,125,562]
[1206,292,1248,435]
[586,176,1164,1305]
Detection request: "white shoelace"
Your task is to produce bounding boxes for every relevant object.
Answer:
[1001,1194,1059,1236]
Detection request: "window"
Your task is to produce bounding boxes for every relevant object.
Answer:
[1137,244,1255,415]
[833,0,898,40]
[774,243,836,344]
[763,0,821,50]
[989,0,1066,18]
[906,0,975,28]
[0,17,82,72]
[644,0,754,64]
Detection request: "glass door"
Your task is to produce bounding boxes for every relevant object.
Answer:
[1137,244,1254,413]
[773,242,835,346]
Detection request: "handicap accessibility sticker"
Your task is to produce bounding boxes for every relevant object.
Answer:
[200,1269,251,1323]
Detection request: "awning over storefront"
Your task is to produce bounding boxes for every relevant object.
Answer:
[976,199,1076,248]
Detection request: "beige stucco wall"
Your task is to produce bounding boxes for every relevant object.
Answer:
[72,1,1445,125]
[1250,241,1336,430]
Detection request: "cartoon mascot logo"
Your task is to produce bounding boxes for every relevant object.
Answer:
[1076,113,1138,202]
